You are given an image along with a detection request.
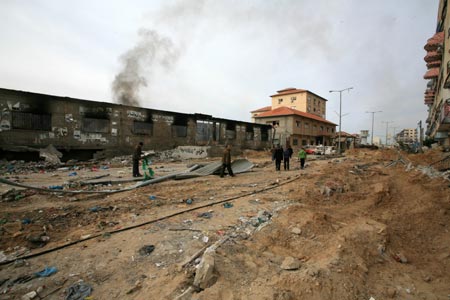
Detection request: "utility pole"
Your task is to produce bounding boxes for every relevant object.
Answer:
[391,126,398,145]
[418,120,423,153]
[329,87,353,154]
[382,121,394,146]
[365,111,382,145]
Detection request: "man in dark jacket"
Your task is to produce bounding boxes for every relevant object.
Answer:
[273,144,284,171]
[283,145,293,170]
[132,142,143,177]
[220,144,235,177]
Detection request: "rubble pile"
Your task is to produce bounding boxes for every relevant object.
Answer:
[0,148,449,299]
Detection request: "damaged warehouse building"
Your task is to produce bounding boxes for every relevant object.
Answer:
[0,88,272,161]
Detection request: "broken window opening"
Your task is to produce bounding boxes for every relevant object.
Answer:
[133,121,153,135]
[11,111,51,131]
[196,120,214,142]
[82,117,110,133]
[261,127,269,141]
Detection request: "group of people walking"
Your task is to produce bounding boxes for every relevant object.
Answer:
[272,144,306,171]
[132,142,307,178]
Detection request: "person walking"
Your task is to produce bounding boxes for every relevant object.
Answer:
[283,145,293,170]
[220,144,235,177]
[273,144,284,171]
[298,147,307,169]
[132,142,144,177]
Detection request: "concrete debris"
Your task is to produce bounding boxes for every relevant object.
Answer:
[39,144,63,165]
[193,249,216,290]
[291,227,302,235]
[280,256,301,270]
[174,286,195,300]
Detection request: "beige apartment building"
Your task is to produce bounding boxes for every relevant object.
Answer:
[251,88,336,148]
[423,0,450,146]
[395,128,417,144]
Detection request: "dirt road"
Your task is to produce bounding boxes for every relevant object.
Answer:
[0,149,449,299]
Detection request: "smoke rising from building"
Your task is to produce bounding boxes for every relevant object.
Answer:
[112,29,179,107]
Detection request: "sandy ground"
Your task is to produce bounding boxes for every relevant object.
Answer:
[0,148,449,300]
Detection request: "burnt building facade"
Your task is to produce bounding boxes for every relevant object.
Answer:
[0,88,271,160]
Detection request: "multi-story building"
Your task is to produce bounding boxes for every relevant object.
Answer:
[423,0,450,146]
[251,88,336,148]
[395,128,418,144]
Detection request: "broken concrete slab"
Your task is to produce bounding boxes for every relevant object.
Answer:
[280,257,301,270]
[193,249,216,290]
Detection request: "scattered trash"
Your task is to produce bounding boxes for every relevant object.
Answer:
[34,266,57,277]
[202,236,209,243]
[48,185,63,190]
[223,202,233,208]
[185,198,193,205]
[65,282,93,300]
[139,245,155,256]
[197,212,213,219]
[393,252,408,263]
[21,218,32,225]
[68,172,78,176]
[149,195,156,200]
[27,234,50,246]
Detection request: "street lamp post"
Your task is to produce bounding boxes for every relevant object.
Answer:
[329,87,353,154]
[382,121,394,146]
[365,110,382,145]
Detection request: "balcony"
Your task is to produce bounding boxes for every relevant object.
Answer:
[424,67,440,79]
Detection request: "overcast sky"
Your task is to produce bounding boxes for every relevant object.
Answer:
[0,0,438,140]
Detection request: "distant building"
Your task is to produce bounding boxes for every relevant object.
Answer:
[335,131,357,151]
[360,130,369,145]
[423,1,450,146]
[395,128,417,144]
[372,136,382,146]
[251,88,337,149]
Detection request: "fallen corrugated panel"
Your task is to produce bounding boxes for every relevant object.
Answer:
[0,165,200,194]
[175,159,253,179]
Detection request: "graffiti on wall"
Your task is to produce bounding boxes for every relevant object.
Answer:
[127,110,145,120]
[152,114,174,124]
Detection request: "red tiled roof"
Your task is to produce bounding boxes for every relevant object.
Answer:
[254,106,336,125]
[270,88,307,97]
[424,51,441,62]
[424,31,444,51]
[335,131,356,137]
[250,106,272,113]
[424,67,440,79]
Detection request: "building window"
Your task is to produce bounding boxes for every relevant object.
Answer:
[83,117,110,133]
[296,121,301,127]
[11,111,51,131]
[272,121,280,127]
[261,127,269,141]
[291,97,296,103]
[278,98,283,104]
[302,139,307,145]
[320,126,324,132]
[293,138,298,145]
[133,121,153,135]
[305,123,309,129]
